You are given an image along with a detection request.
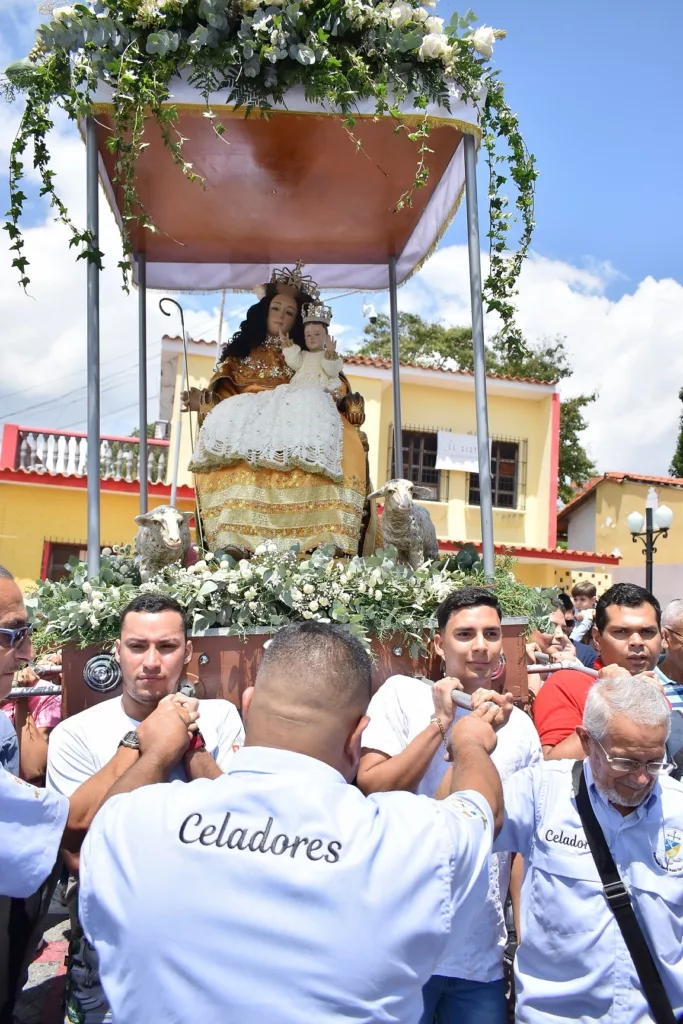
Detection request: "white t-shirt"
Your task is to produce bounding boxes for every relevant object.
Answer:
[47,696,245,797]
[362,674,542,983]
[0,767,69,898]
[79,745,494,1024]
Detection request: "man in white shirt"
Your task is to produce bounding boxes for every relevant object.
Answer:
[47,592,244,1024]
[0,567,199,1020]
[79,620,504,1024]
[357,586,542,1024]
[495,674,683,1022]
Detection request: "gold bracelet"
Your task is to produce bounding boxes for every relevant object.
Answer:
[430,715,448,752]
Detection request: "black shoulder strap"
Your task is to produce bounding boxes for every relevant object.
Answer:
[571,761,676,1024]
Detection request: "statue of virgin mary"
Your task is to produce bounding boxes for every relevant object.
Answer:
[182,263,375,557]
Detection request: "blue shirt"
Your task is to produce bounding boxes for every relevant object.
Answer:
[80,746,493,1024]
[494,759,683,1023]
[0,711,19,776]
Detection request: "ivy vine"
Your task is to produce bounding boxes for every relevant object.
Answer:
[2,0,537,355]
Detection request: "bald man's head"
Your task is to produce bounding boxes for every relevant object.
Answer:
[244,622,373,780]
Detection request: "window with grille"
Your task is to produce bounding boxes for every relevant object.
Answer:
[388,428,449,502]
[468,440,527,510]
[42,542,88,581]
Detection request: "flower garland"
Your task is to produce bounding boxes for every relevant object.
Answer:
[26,542,558,653]
[3,1,537,353]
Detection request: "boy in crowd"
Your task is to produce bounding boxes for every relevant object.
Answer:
[357,586,541,1024]
[569,581,597,644]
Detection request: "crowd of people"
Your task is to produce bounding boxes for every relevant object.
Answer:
[1,561,683,1023]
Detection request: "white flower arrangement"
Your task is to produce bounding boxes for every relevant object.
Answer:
[27,543,560,656]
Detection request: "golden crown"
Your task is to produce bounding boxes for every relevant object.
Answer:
[270,260,319,300]
[302,301,333,326]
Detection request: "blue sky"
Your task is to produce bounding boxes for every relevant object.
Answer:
[1,1,683,472]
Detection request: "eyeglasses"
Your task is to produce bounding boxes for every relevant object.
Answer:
[593,737,673,777]
[0,624,33,650]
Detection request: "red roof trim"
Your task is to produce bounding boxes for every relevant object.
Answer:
[162,335,557,387]
[438,539,620,565]
[0,467,195,501]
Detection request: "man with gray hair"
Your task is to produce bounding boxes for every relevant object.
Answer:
[494,674,683,1022]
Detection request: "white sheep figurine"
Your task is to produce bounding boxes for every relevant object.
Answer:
[134,505,194,574]
[368,479,439,569]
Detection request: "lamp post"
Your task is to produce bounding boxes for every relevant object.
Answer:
[626,487,674,594]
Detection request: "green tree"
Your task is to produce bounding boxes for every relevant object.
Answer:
[356,314,596,505]
[670,388,683,478]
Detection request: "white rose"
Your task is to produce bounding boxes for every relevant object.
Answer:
[205,552,215,561]
[425,15,443,32]
[248,601,258,610]
[220,560,231,569]
[374,589,383,600]
[418,32,450,60]
[89,615,99,628]
[389,1,413,27]
[303,583,315,595]
[413,7,428,21]
[340,592,351,604]
[227,583,239,595]
[245,587,257,600]
[254,544,267,556]
[468,24,495,58]
[81,581,92,594]
[291,588,303,602]
[52,6,75,22]
[308,600,319,612]
[319,597,330,607]
[195,560,207,571]
[79,602,90,613]
[302,610,313,619]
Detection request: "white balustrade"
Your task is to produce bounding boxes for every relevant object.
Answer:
[14,429,169,484]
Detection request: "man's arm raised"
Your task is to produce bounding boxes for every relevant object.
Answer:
[435,704,504,836]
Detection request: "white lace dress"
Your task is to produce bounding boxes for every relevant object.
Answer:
[190,345,344,481]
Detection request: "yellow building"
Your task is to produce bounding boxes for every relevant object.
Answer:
[161,334,618,589]
[0,424,195,590]
[558,472,683,604]
[0,334,622,592]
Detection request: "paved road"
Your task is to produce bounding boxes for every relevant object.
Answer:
[14,892,68,1024]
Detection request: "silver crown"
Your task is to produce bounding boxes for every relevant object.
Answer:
[302,301,332,326]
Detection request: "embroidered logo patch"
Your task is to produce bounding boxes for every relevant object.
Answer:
[654,828,683,873]
[446,796,488,827]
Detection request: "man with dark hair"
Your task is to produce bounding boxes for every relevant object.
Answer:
[78,620,504,1024]
[533,582,667,761]
[357,586,541,1024]
[47,593,244,1024]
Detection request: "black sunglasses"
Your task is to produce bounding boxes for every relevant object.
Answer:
[0,624,33,650]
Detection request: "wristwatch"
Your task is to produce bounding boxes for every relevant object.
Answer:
[186,729,206,753]
[118,730,141,751]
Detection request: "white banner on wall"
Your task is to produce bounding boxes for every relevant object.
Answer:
[435,431,482,472]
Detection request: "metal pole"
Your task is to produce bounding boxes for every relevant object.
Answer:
[388,257,403,478]
[463,133,495,578]
[138,252,148,515]
[85,117,101,578]
[645,506,654,594]
[169,356,184,510]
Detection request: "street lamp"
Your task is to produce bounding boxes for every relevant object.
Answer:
[627,487,674,594]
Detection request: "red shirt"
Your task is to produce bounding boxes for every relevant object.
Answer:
[532,670,595,747]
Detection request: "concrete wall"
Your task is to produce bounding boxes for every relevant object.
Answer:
[566,491,597,552]
[0,479,195,591]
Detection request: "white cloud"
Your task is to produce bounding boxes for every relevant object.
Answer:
[395,246,683,476]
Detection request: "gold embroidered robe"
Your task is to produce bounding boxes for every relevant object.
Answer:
[193,341,369,555]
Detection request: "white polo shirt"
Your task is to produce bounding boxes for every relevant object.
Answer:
[494,759,683,1023]
[47,696,245,796]
[79,745,494,1024]
[362,674,541,983]
[0,766,68,898]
